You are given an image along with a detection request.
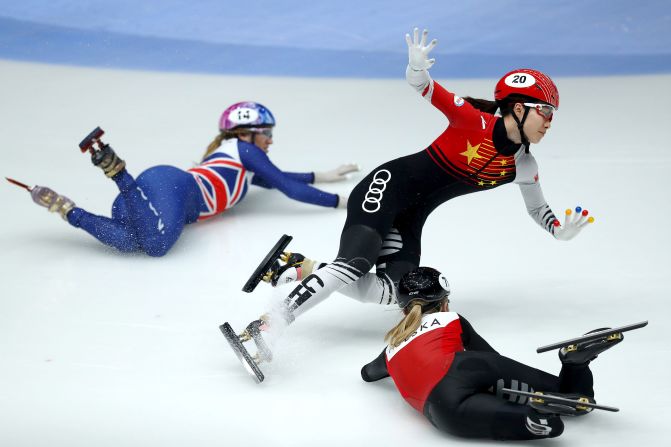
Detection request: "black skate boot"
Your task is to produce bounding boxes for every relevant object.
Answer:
[220,315,273,383]
[262,252,317,287]
[91,145,126,178]
[559,327,623,365]
[79,127,126,178]
[30,185,76,220]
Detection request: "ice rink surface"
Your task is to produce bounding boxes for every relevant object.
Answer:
[1,59,670,446]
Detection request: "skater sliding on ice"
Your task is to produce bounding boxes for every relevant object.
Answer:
[222,28,595,377]
[360,267,642,441]
[8,102,358,256]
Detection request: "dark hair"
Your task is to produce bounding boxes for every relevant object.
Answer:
[463,97,498,114]
[464,94,543,116]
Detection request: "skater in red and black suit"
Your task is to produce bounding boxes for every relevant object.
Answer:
[248,28,595,330]
[360,267,622,441]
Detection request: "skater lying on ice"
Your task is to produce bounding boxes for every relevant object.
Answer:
[360,267,630,441]
[8,102,358,256]
[222,28,596,375]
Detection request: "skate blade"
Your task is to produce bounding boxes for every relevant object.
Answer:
[220,322,265,383]
[5,177,31,191]
[79,126,105,153]
[536,320,647,353]
[242,234,292,293]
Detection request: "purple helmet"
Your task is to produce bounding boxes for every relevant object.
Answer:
[219,102,276,131]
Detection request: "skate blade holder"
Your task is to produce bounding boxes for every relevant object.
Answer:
[220,322,270,383]
[529,392,589,406]
[502,388,619,413]
[242,234,293,293]
[79,126,106,154]
[241,319,273,362]
[261,251,294,283]
[564,331,623,354]
[530,393,592,413]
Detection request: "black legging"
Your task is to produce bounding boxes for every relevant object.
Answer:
[336,149,480,283]
[424,351,594,440]
[283,150,505,318]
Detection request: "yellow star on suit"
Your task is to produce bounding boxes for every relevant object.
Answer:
[460,140,483,165]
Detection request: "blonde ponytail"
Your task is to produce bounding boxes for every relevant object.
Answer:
[200,129,255,161]
[385,299,447,348]
[201,133,225,161]
[385,302,424,347]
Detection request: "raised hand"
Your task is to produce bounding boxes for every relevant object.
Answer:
[553,206,595,241]
[314,163,360,183]
[405,27,438,71]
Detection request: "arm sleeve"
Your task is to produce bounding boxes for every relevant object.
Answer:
[252,171,314,188]
[239,143,337,207]
[459,315,498,354]
[514,152,558,236]
[361,348,390,382]
[283,171,315,184]
[406,65,483,129]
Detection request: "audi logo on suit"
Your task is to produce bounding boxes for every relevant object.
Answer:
[361,169,392,213]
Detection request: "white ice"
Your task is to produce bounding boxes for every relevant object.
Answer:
[1,59,669,446]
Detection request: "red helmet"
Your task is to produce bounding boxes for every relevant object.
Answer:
[494,69,559,109]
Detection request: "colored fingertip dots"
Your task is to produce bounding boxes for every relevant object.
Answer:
[565,209,572,216]
[553,219,561,227]
[588,217,595,223]
[575,206,582,213]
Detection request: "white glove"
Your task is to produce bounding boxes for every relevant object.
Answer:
[337,194,348,209]
[314,163,360,183]
[405,27,438,71]
[553,206,595,241]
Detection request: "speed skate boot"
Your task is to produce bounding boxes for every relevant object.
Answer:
[529,392,596,417]
[30,186,75,220]
[79,127,126,178]
[559,328,623,365]
[262,252,321,287]
[91,145,125,178]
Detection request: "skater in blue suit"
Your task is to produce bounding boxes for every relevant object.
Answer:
[15,102,357,256]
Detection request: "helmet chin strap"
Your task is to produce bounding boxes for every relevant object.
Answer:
[512,106,531,151]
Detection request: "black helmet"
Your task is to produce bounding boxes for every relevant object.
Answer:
[397,267,451,309]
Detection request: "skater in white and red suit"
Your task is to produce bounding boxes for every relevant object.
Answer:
[361,267,622,441]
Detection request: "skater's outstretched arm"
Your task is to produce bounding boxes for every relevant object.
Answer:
[459,315,498,353]
[238,142,344,208]
[251,171,313,188]
[253,163,359,187]
[514,152,557,235]
[405,28,482,130]
[513,153,594,240]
